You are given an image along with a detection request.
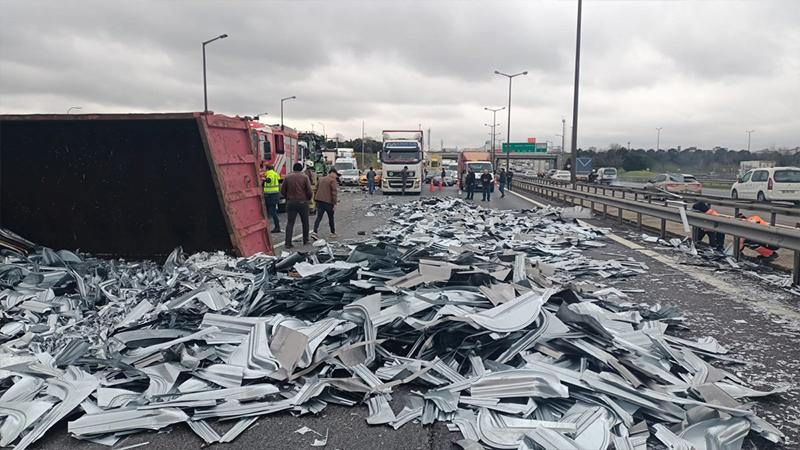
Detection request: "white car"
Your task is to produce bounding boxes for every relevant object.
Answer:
[595,167,617,184]
[730,166,800,203]
[552,170,571,181]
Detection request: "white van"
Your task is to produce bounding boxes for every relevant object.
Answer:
[595,167,617,184]
[730,167,800,203]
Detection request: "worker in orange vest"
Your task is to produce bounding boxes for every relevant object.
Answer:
[736,213,779,259]
[691,202,725,250]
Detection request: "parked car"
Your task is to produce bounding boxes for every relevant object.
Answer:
[338,169,361,186]
[546,169,557,178]
[595,167,618,184]
[730,166,800,203]
[359,172,382,187]
[644,173,702,193]
[552,170,571,181]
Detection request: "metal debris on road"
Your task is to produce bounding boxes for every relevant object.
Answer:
[0,197,788,449]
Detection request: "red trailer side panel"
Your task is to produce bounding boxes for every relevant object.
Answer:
[198,114,273,256]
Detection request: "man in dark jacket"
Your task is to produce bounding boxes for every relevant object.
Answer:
[279,163,313,248]
[401,166,409,195]
[465,169,476,200]
[313,168,339,239]
[497,168,507,198]
[506,169,514,191]
[480,169,493,202]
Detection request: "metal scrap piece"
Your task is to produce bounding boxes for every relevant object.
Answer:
[470,369,568,399]
[68,407,189,437]
[366,394,396,425]
[14,366,98,450]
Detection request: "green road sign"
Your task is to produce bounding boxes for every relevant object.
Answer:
[502,142,547,153]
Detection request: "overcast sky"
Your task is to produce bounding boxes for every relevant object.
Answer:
[1,0,798,150]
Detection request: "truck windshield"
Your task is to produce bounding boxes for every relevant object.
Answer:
[383,150,421,163]
[467,162,493,173]
[334,162,357,171]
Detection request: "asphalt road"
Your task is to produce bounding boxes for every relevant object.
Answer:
[31,183,800,450]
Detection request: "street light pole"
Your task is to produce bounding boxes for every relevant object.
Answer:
[656,127,663,151]
[569,0,582,183]
[202,34,228,114]
[362,120,366,169]
[280,96,296,131]
[484,106,505,154]
[495,71,528,171]
[746,130,755,152]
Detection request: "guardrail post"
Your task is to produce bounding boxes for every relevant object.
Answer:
[637,212,642,231]
[691,226,699,242]
[603,203,607,218]
[618,204,623,224]
[660,218,667,239]
[794,251,800,286]
[770,211,777,226]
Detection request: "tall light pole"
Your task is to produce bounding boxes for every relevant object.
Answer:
[484,106,505,154]
[202,34,228,114]
[656,127,663,151]
[569,0,583,182]
[494,71,528,171]
[66,106,82,114]
[280,96,296,131]
[362,120,366,169]
[317,122,326,139]
[746,130,755,152]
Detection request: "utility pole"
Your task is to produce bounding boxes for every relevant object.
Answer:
[361,120,366,168]
[656,127,663,151]
[494,72,528,171]
[746,130,755,152]
[627,141,631,150]
[202,34,228,113]
[484,107,505,154]
[427,128,431,153]
[569,0,583,183]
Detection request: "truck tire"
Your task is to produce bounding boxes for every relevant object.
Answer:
[757,191,767,202]
[731,190,738,200]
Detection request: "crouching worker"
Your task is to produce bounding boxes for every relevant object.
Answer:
[691,202,725,250]
[736,213,779,260]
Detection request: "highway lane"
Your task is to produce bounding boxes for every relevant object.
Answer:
[30,185,800,450]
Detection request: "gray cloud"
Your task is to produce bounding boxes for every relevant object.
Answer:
[1,0,798,150]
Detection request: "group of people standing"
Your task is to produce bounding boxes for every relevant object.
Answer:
[463,168,514,202]
[262,162,339,248]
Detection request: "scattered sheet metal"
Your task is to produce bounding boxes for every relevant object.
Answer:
[0,199,787,449]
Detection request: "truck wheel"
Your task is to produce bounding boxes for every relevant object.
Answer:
[731,190,738,200]
[757,191,767,202]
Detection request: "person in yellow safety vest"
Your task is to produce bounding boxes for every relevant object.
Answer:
[262,163,281,233]
[304,160,318,215]
[691,202,724,250]
[736,213,779,259]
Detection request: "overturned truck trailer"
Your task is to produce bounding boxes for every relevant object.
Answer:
[0,112,273,257]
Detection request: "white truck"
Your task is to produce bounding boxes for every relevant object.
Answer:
[739,160,775,176]
[380,130,424,195]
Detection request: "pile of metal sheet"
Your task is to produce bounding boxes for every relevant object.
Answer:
[0,197,787,449]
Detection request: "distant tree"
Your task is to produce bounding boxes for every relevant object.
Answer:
[622,153,648,171]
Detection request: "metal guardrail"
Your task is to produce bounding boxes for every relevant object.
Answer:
[514,177,800,285]
[518,176,800,227]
